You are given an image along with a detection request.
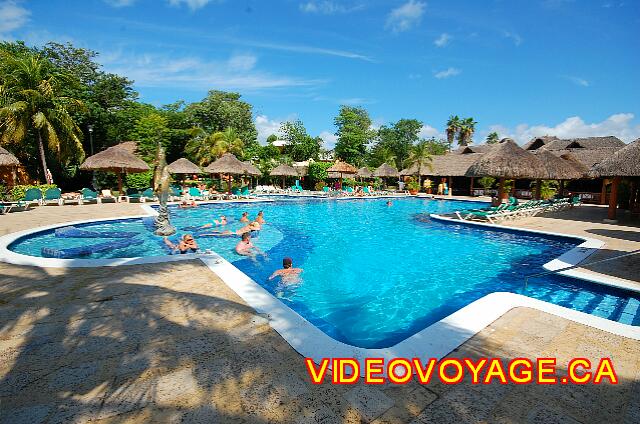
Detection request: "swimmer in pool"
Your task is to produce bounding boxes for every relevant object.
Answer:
[200,221,261,237]
[200,215,227,228]
[255,211,266,224]
[235,232,265,258]
[269,257,303,283]
[386,200,392,206]
[179,200,198,208]
[163,234,199,254]
[237,221,261,235]
[239,212,250,223]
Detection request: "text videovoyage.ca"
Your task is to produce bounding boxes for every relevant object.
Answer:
[305,357,618,385]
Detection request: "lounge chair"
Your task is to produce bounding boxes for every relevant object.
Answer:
[42,188,63,206]
[22,188,43,206]
[1,200,31,213]
[169,186,182,201]
[80,188,101,205]
[100,189,118,203]
[140,188,156,202]
[188,187,204,200]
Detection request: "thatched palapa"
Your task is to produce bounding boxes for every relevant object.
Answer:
[533,149,585,180]
[204,153,248,174]
[80,144,150,173]
[270,163,298,177]
[591,138,640,177]
[466,139,546,179]
[357,167,373,178]
[0,147,20,167]
[243,161,262,176]
[327,160,357,174]
[373,163,399,178]
[166,158,201,174]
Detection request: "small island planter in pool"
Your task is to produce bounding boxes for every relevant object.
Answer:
[2,197,639,358]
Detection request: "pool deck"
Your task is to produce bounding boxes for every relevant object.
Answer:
[1,201,639,423]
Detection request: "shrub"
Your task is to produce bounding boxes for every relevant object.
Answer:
[314,181,326,191]
[307,162,333,184]
[343,178,357,187]
[10,184,58,201]
[406,179,420,191]
[477,176,495,189]
[125,171,154,190]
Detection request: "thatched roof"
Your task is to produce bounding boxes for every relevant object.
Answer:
[550,148,619,169]
[327,160,357,174]
[80,145,150,173]
[204,153,247,174]
[0,147,19,167]
[373,163,399,177]
[270,163,298,177]
[167,158,201,174]
[525,135,624,151]
[466,138,547,179]
[243,161,262,176]
[357,167,373,178]
[558,152,590,177]
[115,141,139,154]
[522,136,561,151]
[454,144,494,154]
[533,149,585,180]
[591,138,640,177]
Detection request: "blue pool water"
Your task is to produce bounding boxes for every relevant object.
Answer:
[9,197,640,347]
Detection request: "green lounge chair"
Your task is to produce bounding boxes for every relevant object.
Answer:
[80,188,101,205]
[141,188,156,202]
[240,186,251,197]
[188,187,204,200]
[323,186,330,193]
[22,188,43,206]
[42,188,63,206]
[125,188,142,203]
[231,187,241,196]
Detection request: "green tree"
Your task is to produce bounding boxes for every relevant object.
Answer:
[307,161,333,185]
[279,120,321,162]
[186,127,244,166]
[0,51,85,184]
[128,113,170,163]
[372,119,422,170]
[458,117,477,146]
[422,137,449,155]
[445,115,461,151]
[334,105,374,165]
[486,131,500,144]
[405,139,433,187]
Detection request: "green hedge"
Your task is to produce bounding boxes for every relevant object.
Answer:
[125,171,154,190]
[10,184,58,201]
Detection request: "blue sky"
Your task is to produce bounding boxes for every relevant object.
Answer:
[1,0,639,147]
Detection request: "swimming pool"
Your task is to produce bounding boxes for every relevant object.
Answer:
[7,197,640,348]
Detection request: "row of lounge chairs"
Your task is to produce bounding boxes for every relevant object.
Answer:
[455,197,581,223]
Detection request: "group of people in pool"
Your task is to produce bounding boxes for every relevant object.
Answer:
[162,210,302,283]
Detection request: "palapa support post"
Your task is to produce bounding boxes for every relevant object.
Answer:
[600,179,608,205]
[498,177,507,202]
[605,176,620,223]
[535,180,542,200]
[448,176,453,197]
[117,173,123,194]
[469,177,474,196]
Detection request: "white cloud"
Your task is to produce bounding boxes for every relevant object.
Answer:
[299,1,363,14]
[168,0,216,10]
[100,51,322,91]
[0,0,29,34]
[487,113,640,144]
[319,130,338,149]
[502,30,523,46]
[385,0,425,33]
[434,33,451,47]
[434,67,461,79]
[564,75,590,87]
[245,39,373,62]
[419,124,443,139]
[255,115,283,144]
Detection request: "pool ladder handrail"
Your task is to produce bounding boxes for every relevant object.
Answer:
[523,248,640,290]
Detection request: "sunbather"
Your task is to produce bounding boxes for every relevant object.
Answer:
[164,234,199,254]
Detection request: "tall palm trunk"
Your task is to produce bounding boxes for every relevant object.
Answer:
[37,131,53,184]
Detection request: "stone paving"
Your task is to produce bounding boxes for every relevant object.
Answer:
[0,202,639,423]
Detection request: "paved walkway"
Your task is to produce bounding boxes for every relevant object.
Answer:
[0,202,638,423]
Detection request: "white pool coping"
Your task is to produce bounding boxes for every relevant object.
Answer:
[1,198,639,374]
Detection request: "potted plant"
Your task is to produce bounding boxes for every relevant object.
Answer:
[406,179,420,195]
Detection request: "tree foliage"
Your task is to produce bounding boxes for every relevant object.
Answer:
[334,105,374,166]
[279,120,321,162]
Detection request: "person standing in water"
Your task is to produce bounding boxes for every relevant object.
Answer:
[239,212,250,223]
[269,257,303,282]
[255,211,266,224]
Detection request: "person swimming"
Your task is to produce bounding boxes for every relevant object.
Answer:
[199,221,261,237]
[269,257,303,283]
[255,211,266,224]
[179,200,198,208]
[237,221,261,235]
[200,215,227,228]
[235,232,265,258]
[239,212,250,223]
[386,200,392,206]
[163,234,199,254]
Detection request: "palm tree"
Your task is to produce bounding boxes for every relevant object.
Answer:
[445,115,461,151]
[186,127,245,166]
[0,52,85,184]
[405,140,433,187]
[458,117,477,146]
[486,131,499,144]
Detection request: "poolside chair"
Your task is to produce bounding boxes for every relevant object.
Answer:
[42,188,63,206]
[169,186,182,202]
[21,188,43,206]
[100,189,118,203]
[231,187,241,197]
[123,188,142,203]
[240,186,251,197]
[80,188,101,205]
[140,188,156,202]
[188,187,204,200]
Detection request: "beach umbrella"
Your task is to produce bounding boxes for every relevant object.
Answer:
[166,158,201,175]
[590,138,640,221]
[0,147,20,185]
[327,160,357,188]
[270,163,298,188]
[80,143,150,193]
[357,167,373,179]
[373,163,399,178]
[466,138,546,201]
[204,153,249,193]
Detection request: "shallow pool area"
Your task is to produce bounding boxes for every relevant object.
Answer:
[7,197,640,348]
